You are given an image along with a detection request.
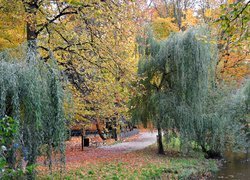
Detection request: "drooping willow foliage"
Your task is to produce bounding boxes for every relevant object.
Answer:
[131,26,249,155]
[0,44,67,175]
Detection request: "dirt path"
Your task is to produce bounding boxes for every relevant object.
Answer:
[46,131,158,167]
[100,132,157,152]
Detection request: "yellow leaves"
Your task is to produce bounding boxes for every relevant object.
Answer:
[227,0,238,4]
[182,9,198,28]
[152,17,178,40]
[62,0,85,6]
[204,9,213,18]
[150,72,163,88]
[203,7,220,22]
[0,0,25,50]
[0,0,139,127]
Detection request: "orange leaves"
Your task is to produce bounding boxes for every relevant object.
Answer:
[218,51,249,82]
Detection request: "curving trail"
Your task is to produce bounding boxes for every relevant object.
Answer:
[99,132,157,153]
[46,131,159,167]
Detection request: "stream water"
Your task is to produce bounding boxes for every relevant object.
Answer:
[215,151,250,180]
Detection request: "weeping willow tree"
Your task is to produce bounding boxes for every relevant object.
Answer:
[132,26,249,156]
[158,27,218,155]
[0,44,67,177]
[158,28,249,156]
[131,29,166,154]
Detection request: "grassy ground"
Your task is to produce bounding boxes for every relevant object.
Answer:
[39,144,218,180]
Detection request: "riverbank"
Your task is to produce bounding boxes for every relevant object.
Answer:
[214,151,250,179]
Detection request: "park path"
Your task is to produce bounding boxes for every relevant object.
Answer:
[99,131,157,153]
[54,131,158,166]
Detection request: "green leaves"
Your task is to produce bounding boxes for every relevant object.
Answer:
[0,44,67,175]
[133,26,248,155]
[218,1,250,42]
[0,116,17,177]
[0,116,17,145]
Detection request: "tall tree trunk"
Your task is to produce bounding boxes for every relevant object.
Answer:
[157,123,164,154]
[24,0,38,60]
[25,0,38,41]
[95,119,106,140]
[173,0,182,30]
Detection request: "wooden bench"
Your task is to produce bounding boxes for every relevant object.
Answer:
[90,137,105,147]
[70,129,85,151]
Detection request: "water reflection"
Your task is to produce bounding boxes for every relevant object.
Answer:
[215,151,250,180]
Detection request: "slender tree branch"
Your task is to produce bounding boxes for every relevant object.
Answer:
[36,6,77,35]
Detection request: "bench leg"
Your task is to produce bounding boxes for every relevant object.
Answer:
[81,135,84,151]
